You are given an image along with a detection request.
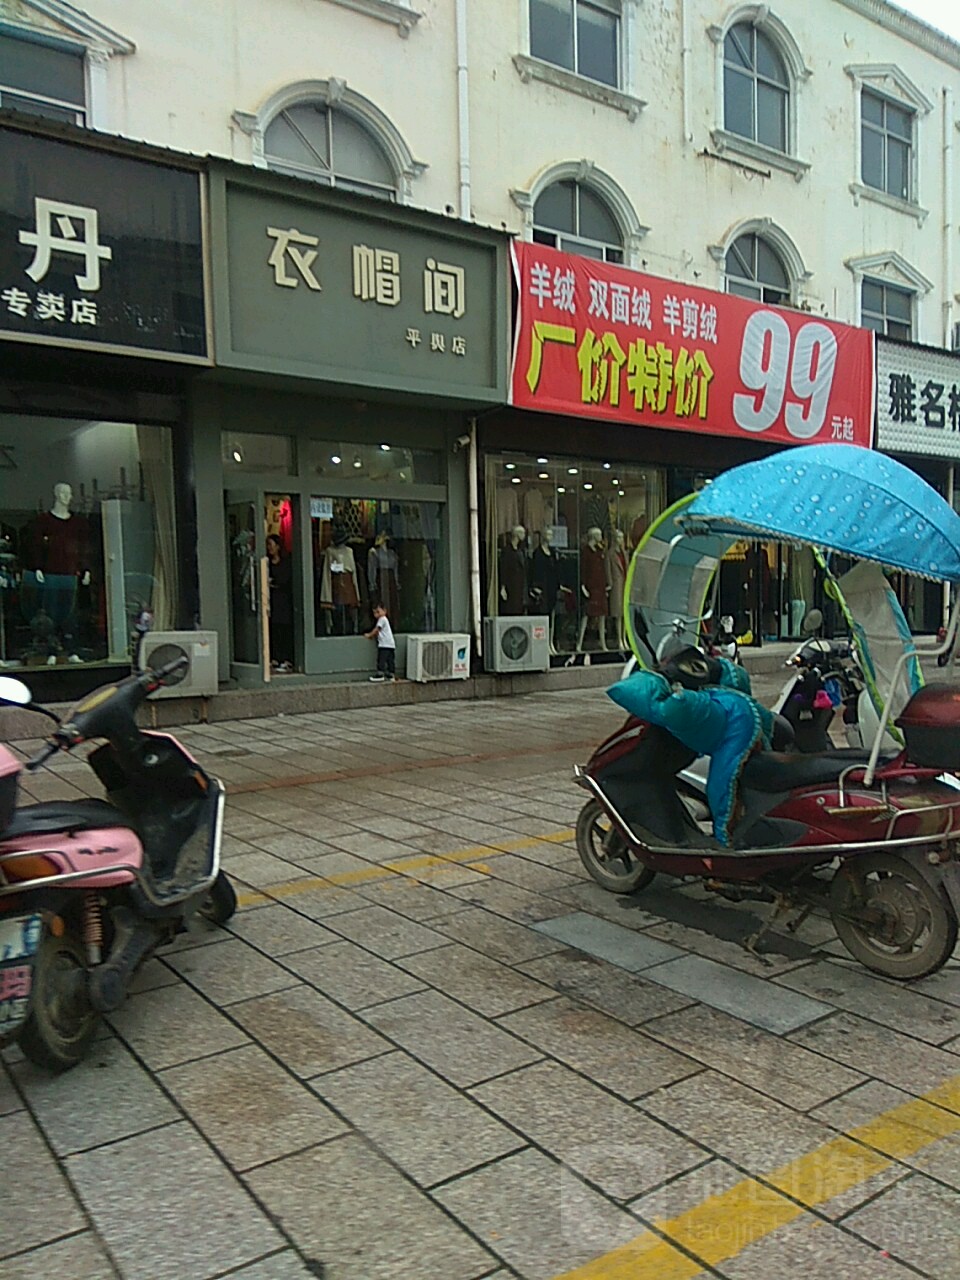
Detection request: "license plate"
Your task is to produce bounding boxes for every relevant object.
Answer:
[0,913,41,1033]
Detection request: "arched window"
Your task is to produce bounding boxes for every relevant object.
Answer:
[533,180,623,263]
[723,22,788,152]
[725,233,790,305]
[264,102,397,199]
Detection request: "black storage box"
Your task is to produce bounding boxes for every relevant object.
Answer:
[896,684,960,769]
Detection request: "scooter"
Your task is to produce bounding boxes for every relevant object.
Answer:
[0,651,235,1070]
[575,648,960,979]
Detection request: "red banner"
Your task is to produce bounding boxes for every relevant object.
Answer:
[510,242,875,448]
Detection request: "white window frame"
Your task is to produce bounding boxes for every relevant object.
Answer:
[511,160,649,267]
[0,7,133,132]
[708,217,810,305]
[514,0,645,121]
[233,79,427,204]
[320,0,421,38]
[708,5,811,181]
[846,64,931,226]
[845,251,933,342]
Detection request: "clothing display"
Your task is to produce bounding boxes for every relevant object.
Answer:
[499,541,527,614]
[28,510,88,577]
[581,543,609,617]
[605,543,627,619]
[530,543,562,614]
[368,541,400,618]
[521,488,548,539]
[268,552,293,666]
[320,543,360,608]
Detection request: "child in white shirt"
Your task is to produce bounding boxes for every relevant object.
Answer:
[365,604,396,682]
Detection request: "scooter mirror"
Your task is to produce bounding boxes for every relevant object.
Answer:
[800,608,824,636]
[0,676,32,706]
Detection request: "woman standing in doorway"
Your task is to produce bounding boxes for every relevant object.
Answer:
[266,534,294,672]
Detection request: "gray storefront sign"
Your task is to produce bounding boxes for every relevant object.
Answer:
[209,168,508,401]
[876,338,960,458]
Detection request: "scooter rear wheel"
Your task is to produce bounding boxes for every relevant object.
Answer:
[830,852,958,980]
[19,930,100,1072]
[576,799,655,894]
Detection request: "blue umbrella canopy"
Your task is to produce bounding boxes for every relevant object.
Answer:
[683,444,960,583]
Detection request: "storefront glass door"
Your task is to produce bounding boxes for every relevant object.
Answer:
[225,491,266,679]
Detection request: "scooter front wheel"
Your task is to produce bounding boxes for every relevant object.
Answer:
[198,871,237,926]
[576,799,655,894]
[19,930,100,1072]
[830,852,958,980]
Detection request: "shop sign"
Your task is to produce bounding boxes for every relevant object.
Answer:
[875,338,960,459]
[510,242,875,448]
[215,176,506,401]
[0,128,208,362]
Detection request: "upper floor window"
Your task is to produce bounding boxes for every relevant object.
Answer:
[861,278,912,340]
[725,232,789,305]
[861,89,913,202]
[533,179,623,262]
[529,0,620,88]
[0,29,85,125]
[723,22,787,152]
[264,102,397,199]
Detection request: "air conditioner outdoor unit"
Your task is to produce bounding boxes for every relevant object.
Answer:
[406,633,471,682]
[483,615,551,674]
[137,630,219,698]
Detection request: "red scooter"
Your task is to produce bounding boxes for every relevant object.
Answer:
[575,651,960,979]
[0,652,235,1070]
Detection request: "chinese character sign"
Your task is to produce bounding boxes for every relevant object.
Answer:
[876,338,960,459]
[0,128,207,359]
[510,242,875,448]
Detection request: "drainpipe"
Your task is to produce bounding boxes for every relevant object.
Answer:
[943,87,954,350]
[455,0,472,218]
[680,0,692,144]
[467,416,482,657]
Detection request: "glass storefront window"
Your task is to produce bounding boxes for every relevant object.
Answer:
[303,441,441,485]
[222,430,296,474]
[310,496,442,637]
[484,454,667,655]
[0,416,177,671]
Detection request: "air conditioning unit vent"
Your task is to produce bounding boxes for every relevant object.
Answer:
[137,630,219,698]
[406,634,470,682]
[483,615,551,674]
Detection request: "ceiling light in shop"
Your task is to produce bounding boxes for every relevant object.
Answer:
[505,463,516,470]
[537,457,548,464]
[567,467,578,475]
[538,472,549,479]
[583,483,593,490]
[603,462,611,469]
[380,443,391,451]
[353,456,363,469]
[232,450,242,463]
[611,478,619,485]
[557,486,566,493]
[511,476,521,484]
[619,490,625,496]
[331,455,342,464]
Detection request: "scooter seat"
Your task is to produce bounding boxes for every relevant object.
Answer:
[741,748,898,795]
[0,799,136,840]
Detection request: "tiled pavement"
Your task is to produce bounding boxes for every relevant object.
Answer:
[2,686,960,1279]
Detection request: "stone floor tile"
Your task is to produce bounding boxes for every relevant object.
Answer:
[435,1147,644,1280]
[0,1059,22,1116]
[640,954,832,1034]
[322,903,451,959]
[518,949,697,1026]
[789,1012,960,1095]
[161,1043,345,1171]
[361,988,542,1086]
[221,1251,328,1279]
[545,882,664,927]
[259,830,359,862]
[108,982,250,1070]
[640,918,813,978]
[436,907,566,965]
[532,911,684,972]
[12,1036,178,1155]
[717,1212,922,1279]
[1,1233,118,1279]
[354,872,480,915]
[281,939,426,1009]
[499,997,702,1099]
[226,903,341,956]
[245,1134,496,1280]
[67,1121,281,1280]
[643,1004,866,1110]
[471,1060,704,1200]
[475,852,583,893]
[127,955,181,994]
[219,850,306,889]
[397,942,555,1018]
[166,936,300,1005]
[267,881,370,919]
[450,878,572,924]
[641,1071,851,1179]
[0,1111,86,1258]
[231,983,390,1078]
[314,1051,524,1186]
[834,1175,960,1279]
[776,958,960,1045]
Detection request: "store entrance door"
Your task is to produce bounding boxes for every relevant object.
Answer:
[224,490,268,683]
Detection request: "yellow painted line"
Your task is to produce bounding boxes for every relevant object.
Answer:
[234,828,575,908]
[553,1076,960,1279]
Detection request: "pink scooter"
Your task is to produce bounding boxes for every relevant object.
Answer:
[0,650,234,1070]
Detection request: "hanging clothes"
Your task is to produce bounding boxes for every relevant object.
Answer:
[605,543,627,618]
[530,544,561,614]
[320,544,359,607]
[368,541,400,619]
[499,541,527,614]
[581,543,609,618]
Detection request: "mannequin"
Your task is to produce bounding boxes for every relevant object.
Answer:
[319,526,360,635]
[605,529,628,650]
[499,524,527,615]
[530,527,569,654]
[367,530,400,622]
[578,526,609,652]
[24,483,89,665]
